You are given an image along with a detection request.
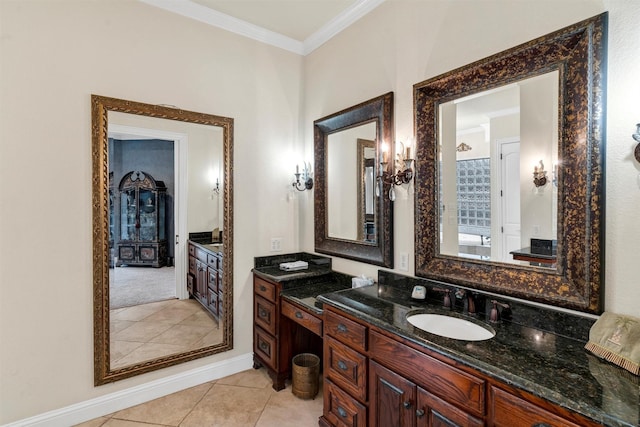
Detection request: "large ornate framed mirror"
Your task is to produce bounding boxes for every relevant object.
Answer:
[92,95,234,384]
[314,92,394,267]
[414,13,606,313]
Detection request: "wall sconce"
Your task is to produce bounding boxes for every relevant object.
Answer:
[456,142,472,152]
[633,123,640,162]
[533,160,548,187]
[292,162,313,191]
[377,141,414,201]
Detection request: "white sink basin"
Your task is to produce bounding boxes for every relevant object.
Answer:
[406,313,495,341]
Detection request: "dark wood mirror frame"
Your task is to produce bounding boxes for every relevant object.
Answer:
[92,95,234,384]
[314,92,394,268]
[414,13,606,314]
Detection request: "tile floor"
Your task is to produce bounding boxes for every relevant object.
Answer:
[111,299,222,368]
[75,368,324,427]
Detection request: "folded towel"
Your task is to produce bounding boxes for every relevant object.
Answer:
[585,312,640,376]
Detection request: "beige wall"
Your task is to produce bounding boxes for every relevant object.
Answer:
[303,0,640,315]
[0,0,302,423]
[2,0,640,424]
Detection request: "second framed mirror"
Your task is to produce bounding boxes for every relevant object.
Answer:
[314,92,394,268]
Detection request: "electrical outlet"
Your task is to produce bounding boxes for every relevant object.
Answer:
[399,252,409,271]
[270,237,282,252]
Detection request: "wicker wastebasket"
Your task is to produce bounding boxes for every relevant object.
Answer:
[291,353,320,399]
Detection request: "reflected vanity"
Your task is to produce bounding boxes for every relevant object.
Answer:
[414,13,606,313]
[92,95,234,385]
[314,92,394,268]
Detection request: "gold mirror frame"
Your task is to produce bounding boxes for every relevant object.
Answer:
[314,92,394,268]
[92,95,234,385]
[414,13,606,314]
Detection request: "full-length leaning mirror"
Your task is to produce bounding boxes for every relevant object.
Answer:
[92,95,234,384]
[414,13,606,313]
[314,92,394,268]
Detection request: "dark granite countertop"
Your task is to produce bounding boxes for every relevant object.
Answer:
[318,278,639,427]
[189,240,223,254]
[253,265,334,284]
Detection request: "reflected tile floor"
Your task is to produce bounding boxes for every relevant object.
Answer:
[111,299,222,369]
[75,368,323,427]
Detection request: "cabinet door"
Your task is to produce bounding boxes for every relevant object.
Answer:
[370,361,417,427]
[195,260,208,302]
[416,387,484,427]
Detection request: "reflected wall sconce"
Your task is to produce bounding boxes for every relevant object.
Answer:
[633,123,640,163]
[533,160,548,187]
[456,142,472,152]
[293,162,313,191]
[212,178,220,195]
[377,141,414,201]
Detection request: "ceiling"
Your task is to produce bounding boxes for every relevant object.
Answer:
[140,0,385,55]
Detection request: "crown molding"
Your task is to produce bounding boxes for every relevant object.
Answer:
[139,0,385,56]
[303,0,386,55]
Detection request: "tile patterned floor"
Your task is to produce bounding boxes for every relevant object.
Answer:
[75,368,323,427]
[111,299,222,369]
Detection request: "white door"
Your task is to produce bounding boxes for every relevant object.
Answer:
[500,141,521,262]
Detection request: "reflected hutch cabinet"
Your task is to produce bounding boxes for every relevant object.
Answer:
[116,170,167,268]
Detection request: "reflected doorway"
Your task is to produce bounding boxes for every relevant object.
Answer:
[499,140,521,262]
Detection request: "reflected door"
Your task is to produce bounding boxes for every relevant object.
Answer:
[500,141,521,261]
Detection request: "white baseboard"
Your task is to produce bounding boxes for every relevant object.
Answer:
[3,353,253,427]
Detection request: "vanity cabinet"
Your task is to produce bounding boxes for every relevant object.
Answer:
[117,170,167,267]
[253,275,289,390]
[252,273,325,391]
[321,309,369,427]
[187,242,223,321]
[321,305,601,427]
[369,361,484,427]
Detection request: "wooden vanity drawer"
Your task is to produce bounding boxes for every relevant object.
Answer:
[325,336,367,402]
[254,295,277,335]
[188,244,196,257]
[188,256,196,275]
[281,300,322,336]
[324,378,367,427]
[490,386,587,427]
[187,274,194,294]
[254,276,277,303]
[196,248,208,263]
[370,330,485,417]
[208,270,218,293]
[254,326,277,370]
[325,309,367,353]
[207,253,218,269]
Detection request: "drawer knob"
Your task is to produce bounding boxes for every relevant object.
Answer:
[259,341,268,351]
[337,323,348,333]
[337,407,347,418]
[532,424,552,427]
[259,308,267,318]
[295,311,303,319]
[259,285,266,292]
[337,360,348,371]
[403,400,412,409]
[416,409,425,418]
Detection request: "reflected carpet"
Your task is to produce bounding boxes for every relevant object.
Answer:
[110,266,176,309]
